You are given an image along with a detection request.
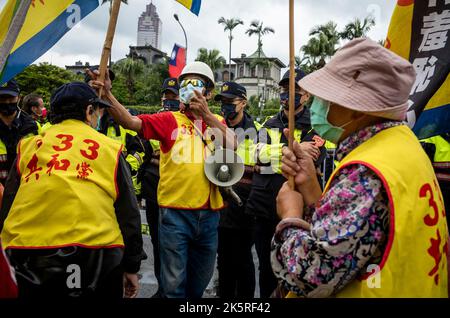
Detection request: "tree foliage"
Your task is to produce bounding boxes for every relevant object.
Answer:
[15,63,81,103]
[195,48,227,73]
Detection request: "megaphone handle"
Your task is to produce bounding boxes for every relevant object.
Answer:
[222,187,243,207]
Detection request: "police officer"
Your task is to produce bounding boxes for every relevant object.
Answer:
[0,82,145,298]
[140,77,180,297]
[0,80,38,186]
[245,69,326,297]
[215,82,260,298]
[21,93,47,133]
[161,77,180,112]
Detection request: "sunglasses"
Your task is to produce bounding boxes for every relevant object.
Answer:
[180,79,205,88]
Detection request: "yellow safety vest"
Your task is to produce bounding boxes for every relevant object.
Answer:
[36,121,42,134]
[40,122,52,133]
[105,124,144,195]
[1,119,124,249]
[236,121,261,167]
[257,128,303,174]
[150,139,161,152]
[422,135,450,164]
[288,125,448,298]
[421,136,450,183]
[0,140,7,180]
[157,112,224,210]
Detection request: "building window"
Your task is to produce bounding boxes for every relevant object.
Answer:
[239,66,244,78]
[223,71,230,82]
[251,67,256,78]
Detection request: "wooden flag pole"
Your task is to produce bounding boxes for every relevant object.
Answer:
[98,0,122,97]
[0,0,33,80]
[288,0,296,189]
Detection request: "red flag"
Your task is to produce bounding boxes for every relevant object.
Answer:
[169,44,186,78]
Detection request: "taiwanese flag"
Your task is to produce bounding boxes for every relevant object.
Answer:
[169,44,186,78]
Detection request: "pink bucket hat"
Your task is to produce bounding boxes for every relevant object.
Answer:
[299,38,416,121]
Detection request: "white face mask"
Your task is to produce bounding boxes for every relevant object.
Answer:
[179,83,204,105]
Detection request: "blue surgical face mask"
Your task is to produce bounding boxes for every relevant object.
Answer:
[163,99,180,111]
[280,92,302,110]
[179,84,204,105]
[221,103,239,121]
[310,97,352,144]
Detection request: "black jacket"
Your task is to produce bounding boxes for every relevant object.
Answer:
[220,112,258,230]
[245,109,326,221]
[0,111,38,185]
[0,154,145,274]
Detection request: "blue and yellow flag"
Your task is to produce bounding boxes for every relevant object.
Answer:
[385,0,450,139]
[0,0,100,85]
[175,0,201,16]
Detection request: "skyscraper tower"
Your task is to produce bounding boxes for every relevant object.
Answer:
[137,1,162,49]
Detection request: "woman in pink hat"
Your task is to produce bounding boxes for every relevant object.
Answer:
[273,38,448,298]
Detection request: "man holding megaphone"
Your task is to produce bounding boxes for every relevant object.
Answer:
[90,62,237,299]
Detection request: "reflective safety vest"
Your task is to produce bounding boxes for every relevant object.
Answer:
[150,139,161,152]
[236,121,261,167]
[288,125,448,298]
[36,121,42,134]
[257,128,304,174]
[422,135,450,182]
[105,124,144,196]
[157,112,224,210]
[40,122,53,133]
[0,140,7,181]
[1,119,125,249]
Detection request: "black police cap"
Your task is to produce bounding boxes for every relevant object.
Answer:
[214,82,247,101]
[162,78,179,95]
[0,80,20,97]
[279,69,306,87]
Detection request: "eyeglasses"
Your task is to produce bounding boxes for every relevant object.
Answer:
[180,79,205,88]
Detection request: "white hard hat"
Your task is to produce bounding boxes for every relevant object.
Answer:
[179,61,215,89]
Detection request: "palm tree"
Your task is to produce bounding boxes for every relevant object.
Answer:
[246,20,275,59]
[246,20,274,99]
[113,58,144,102]
[301,21,340,70]
[309,21,340,56]
[218,17,244,81]
[195,48,227,78]
[340,16,376,40]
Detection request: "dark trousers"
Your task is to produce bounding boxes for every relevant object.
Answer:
[142,168,161,293]
[217,227,255,298]
[8,247,124,299]
[146,198,161,289]
[253,217,279,298]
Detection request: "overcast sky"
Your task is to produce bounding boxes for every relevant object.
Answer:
[0,0,397,68]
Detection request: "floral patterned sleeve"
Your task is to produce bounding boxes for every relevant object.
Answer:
[271,164,390,298]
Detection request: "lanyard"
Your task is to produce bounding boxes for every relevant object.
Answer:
[188,117,215,154]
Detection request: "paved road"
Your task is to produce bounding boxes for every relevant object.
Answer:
[137,210,260,298]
